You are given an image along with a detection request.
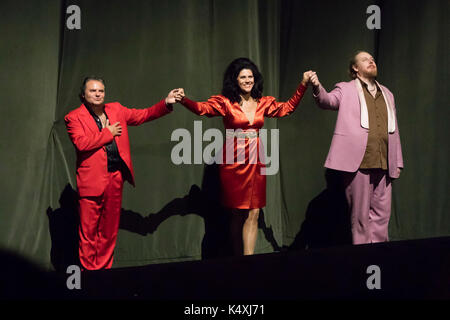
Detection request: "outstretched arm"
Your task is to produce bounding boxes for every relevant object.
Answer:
[122,89,177,126]
[177,88,226,117]
[265,71,311,118]
[310,72,341,110]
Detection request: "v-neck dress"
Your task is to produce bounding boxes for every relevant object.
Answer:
[181,83,307,209]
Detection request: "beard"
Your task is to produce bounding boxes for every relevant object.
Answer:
[364,67,378,79]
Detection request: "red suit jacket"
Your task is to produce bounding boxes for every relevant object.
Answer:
[65,100,172,197]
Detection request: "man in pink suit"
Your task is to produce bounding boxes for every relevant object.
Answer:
[310,51,403,244]
[65,76,181,269]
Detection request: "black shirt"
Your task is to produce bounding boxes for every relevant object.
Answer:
[85,105,123,172]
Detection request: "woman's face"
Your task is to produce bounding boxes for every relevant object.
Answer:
[237,68,254,94]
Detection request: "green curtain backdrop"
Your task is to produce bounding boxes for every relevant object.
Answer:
[0,0,62,268]
[0,0,448,270]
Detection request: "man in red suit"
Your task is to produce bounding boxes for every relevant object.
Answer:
[65,76,181,270]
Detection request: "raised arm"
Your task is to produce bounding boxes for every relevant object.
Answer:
[178,89,226,117]
[121,89,177,126]
[310,72,342,110]
[264,71,310,118]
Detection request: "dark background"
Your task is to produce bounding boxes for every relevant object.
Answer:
[0,0,448,270]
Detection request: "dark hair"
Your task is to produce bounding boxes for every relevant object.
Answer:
[348,50,366,79]
[221,58,263,104]
[79,76,105,103]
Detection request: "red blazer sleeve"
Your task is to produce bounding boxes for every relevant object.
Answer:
[122,99,173,126]
[180,95,226,117]
[64,113,113,152]
[264,83,307,117]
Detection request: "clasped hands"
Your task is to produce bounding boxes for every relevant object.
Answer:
[165,88,185,105]
[109,89,185,138]
[109,72,322,138]
[302,70,321,89]
[166,71,321,105]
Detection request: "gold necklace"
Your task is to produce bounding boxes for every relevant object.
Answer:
[98,113,106,128]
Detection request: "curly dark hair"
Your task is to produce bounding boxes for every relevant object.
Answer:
[221,57,263,104]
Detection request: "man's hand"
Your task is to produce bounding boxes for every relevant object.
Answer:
[309,71,321,95]
[106,119,122,137]
[175,88,185,102]
[166,88,185,105]
[301,70,313,86]
[310,72,320,87]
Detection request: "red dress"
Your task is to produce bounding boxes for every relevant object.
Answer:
[181,83,307,209]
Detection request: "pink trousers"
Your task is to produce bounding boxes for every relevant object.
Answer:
[343,169,392,244]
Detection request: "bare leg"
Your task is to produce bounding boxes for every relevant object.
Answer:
[242,208,260,255]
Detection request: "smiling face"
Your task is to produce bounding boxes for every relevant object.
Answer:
[237,68,254,95]
[83,80,105,106]
[353,51,378,79]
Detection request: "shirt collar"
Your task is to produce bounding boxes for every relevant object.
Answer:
[84,103,108,119]
[357,77,379,90]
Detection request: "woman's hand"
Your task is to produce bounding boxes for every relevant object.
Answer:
[175,88,185,102]
[166,88,185,105]
[301,70,313,86]
[165,89,178,105]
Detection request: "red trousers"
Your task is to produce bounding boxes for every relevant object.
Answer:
[78,170,123,270]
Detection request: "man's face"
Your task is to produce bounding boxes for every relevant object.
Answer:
[353,52,377,79]
[237,68,254,94]
[83,80,105,106]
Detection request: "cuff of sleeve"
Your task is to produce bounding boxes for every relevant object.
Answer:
[312,86,321,98]
[163,99,174,112]
[180,97,196,108]
[298,83,307,94]
[102,126,114,142]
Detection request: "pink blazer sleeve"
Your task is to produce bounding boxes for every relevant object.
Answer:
[313,83,343,110]
[392,97,404,169]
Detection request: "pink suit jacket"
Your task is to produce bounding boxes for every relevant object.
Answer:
[313,79,403,179]
[65,100,172,197]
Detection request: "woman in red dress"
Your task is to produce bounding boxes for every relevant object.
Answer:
[177,58,311,255]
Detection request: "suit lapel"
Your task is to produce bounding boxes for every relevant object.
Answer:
[78,104,100,134]
[104,103,117,126]
[375,81,396,133]
[104,103,120,146]
[354,79,396,133]
[354,79,369,130]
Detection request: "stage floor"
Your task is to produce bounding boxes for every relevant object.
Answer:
[79,236,450,300]
[2,237,449,302]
